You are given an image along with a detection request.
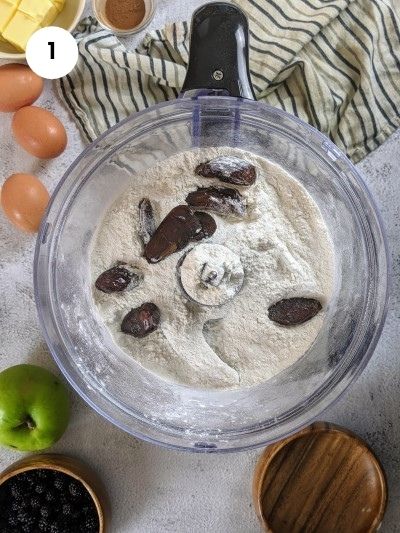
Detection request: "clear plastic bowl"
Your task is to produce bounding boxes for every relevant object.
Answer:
[34,97,389,452]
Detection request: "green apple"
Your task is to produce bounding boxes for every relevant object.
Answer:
[0,364,70,451]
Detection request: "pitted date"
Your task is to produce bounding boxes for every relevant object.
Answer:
[195,156,257,186]
[121,302,161,337]
[186,186,246,217]
[192,211,217,241]
[268,298,322,326]
[144,205,202,263]
[95,264,142,293]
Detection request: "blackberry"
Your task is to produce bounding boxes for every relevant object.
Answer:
[35,483,46,495]
[49,522,61,533]
[11,501,21,512]
[10,480,23,499]
[69,508,81,522]
[61,503,72,516]
[45,491,56,503]
[83,514,99,532]
[20,472,36,488]
[17,509,32,524]
[68,481,82,498]
[6,513,19,527]
[81,504,91,514]
[30,495,41,509]
[53,478,64,491]
[40,505,51,519]
[21,522,36,533]
[58,493,69,506]
[38,518,50,532]
[58,519,74,533]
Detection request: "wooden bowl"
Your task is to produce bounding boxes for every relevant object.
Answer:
[0,453,108,532]
[253,422,387,533]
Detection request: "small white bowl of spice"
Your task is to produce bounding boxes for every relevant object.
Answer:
[92,0,155,35]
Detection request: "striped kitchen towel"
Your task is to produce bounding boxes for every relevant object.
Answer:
[57,0,400,162]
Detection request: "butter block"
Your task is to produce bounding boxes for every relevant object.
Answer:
[50,0,65,13]
[0,0,20,33]
[42,5,58,26]
[19,0,58,26]
[2,10,40,50]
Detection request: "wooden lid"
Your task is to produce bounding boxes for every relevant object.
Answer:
[253,422,387,533]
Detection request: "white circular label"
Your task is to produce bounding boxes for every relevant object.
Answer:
[26,26,78,80]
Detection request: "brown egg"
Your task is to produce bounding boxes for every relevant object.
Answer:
[1,173,50,233]
[0,64,44,113]
[12,106,67,159]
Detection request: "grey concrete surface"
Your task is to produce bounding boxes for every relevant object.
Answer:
[0,1,399,531]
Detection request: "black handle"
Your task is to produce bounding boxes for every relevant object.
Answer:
[181,2,256,100]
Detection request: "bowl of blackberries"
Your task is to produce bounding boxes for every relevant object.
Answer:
[0,454,106,533]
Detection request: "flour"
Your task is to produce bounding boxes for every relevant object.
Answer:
[90,147,334,389]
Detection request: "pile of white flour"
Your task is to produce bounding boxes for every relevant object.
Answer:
[91,147,334,389]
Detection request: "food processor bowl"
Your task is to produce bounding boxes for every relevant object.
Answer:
[34,4,389,452]
[34,96,388,451]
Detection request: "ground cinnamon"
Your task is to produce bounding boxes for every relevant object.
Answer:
[105,0,146,30]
